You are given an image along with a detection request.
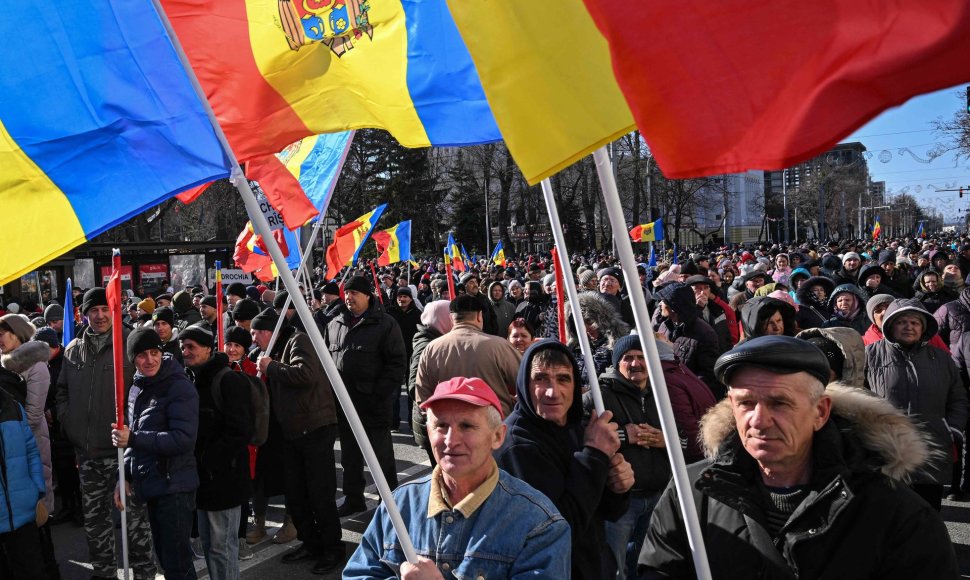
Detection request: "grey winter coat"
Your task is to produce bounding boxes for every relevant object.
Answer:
[488,281,516,337]
[2,341,53,512]
[864,299,969,484]
[56,326,134,459]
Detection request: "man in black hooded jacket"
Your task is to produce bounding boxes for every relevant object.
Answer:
[495,340,633,578]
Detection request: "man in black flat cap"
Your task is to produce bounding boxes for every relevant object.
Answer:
[638,335,959,580]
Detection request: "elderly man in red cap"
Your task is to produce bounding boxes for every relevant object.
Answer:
[345,377,570,579]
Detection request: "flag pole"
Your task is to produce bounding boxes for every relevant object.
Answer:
[149,0,419,563]
[109,249,131,580]
[539,179,605,414]
[215,260,224,350]
[592,147,712,580]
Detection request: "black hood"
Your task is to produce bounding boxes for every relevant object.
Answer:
[795,275,835,308]
[740,296,796,338]
[513,339,584,427]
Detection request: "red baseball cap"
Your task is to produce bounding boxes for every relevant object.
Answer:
[420,377,504,419]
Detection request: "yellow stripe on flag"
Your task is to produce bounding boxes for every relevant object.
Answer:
[0,119,86,286]
[446,0,636,184]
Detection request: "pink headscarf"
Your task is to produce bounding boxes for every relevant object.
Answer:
[421,300,454,335]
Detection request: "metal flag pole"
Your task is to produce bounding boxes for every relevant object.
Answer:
[148,0,418,562]
[539,179,605,415]
[592,147,712,580]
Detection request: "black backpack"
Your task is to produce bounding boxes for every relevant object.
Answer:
[210,367,270,446]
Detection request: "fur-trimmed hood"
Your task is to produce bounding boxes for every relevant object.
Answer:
[699,384,934,482]
[1,340,50,374]
[565,291,630,349]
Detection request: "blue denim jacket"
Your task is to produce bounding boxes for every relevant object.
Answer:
[344,468,571,579]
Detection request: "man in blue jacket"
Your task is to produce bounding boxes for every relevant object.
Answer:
[0,366,46,579]
[345,376,571,578]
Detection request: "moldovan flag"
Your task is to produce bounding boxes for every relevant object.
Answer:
[0,0,231,286]
[872,216,882,240]
[445,233,466,272]
[445,0,634,184]
[917,221,925,238]
[373,221,412,266]
[325,205,388,279]
[233,222,290,282]
[582,0,970,178]
[491,241,506,268]
[630,219,664,242]
[280,132,355,215]
[160,0,500,162]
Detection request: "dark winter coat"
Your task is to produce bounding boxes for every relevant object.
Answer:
[655,287,723,398]
[739,297,796,340]
[56,326,134,459]
[488,281,517,336]
[125,355,199,501]
[933,285,970,352]
[495,340,629,579]
[188,353,252,510]
[639,385,958,580]
[582,371,671,494]
[864,299,968,484]
[266,325,336,440]
[830,265,860,287]
[793,276,834,330]
[856,263,899,301]
[914,269,956,314]
[565,292,630,388]
[326,299,407,428]
[388,303,421,361]
[883,268,914,298]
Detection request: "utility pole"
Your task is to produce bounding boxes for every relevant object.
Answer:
[782,170,789,243]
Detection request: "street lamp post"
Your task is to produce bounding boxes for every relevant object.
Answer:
[782,169,789,243]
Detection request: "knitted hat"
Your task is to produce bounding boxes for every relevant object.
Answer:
[126,327,163,361]
[251,308,280,332]
[245,286,261,301]
[200,295,217,309]
[273,291,294,310]
[865,294,895,324]
[396,287,413,298]
[344,276,373,295]
[152,307,175,327]
[81,287,108,314]
[226,282,248,300]
[597,267,623,285]
[4,303,19,314]
[179,322,214,349]
[32,327,59,349]
[137,298,155,315]
[842,251,861,264]
[542,273,556,286]
[43,303,64,322]
[155,293,173,304]
[612,333,643,369]
[459,272,478,285]
[172,290,193,314]
[322,282,340,296]
[231,298,260,322]
[0,314,35,343]
[578,270,595,287]
[225,325,252,350]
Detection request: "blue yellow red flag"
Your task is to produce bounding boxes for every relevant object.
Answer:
[446,233,466,272]
[161,0,500,161]
[629,218,665,242]
[373,221,412,266]
[325,204,387,279]
[279,132,355,216]
[872,216,882,240]
[491,241,506,267]
[62,279,75,348]
[0,0,231,286]
[916,221,925,238]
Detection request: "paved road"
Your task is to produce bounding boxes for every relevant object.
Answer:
[51,423,970,579]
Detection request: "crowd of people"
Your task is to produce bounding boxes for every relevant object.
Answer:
[0,233,968,578]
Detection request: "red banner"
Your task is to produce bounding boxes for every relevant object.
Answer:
[105,252,126,428]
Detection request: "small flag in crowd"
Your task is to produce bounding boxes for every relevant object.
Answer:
[629,218,664,242]
[491,241,507,267]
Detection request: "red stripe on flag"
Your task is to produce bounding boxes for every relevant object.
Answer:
[583,0,970,178]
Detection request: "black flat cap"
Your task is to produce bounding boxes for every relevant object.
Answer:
[714,335,830,386]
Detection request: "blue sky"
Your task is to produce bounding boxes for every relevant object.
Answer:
[843,84,968,222]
